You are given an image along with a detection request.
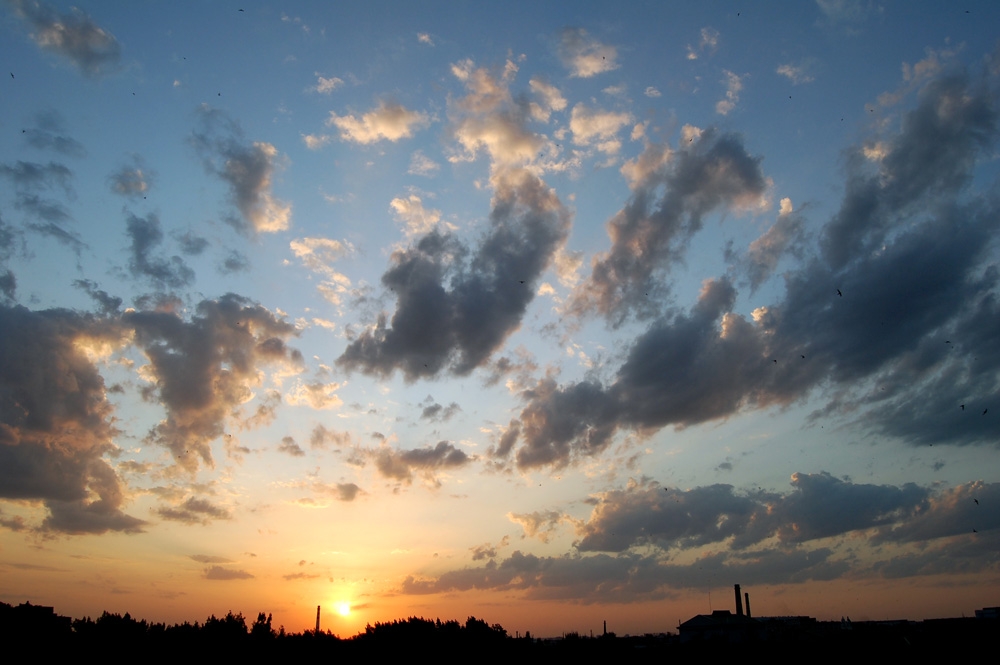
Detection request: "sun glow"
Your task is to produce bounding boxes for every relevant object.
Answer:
[337,602,351,616]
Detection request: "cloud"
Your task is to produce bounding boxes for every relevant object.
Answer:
[156,497,232,525]
[109,160,151,197]
[310,73,344,94]
[716,70,744,115]
[7,0,121,77]
[644,86,662,98]
[21,111,85,156]
[174,230,209,256]
[328,102,430,144]
[0,160,73,194]
[557,28,618,78]
[289,236,355,306]
[204,566,254,580]
[189,554,233,564]
[569,104,632,153]
[125,212,195,289]
[219,250,250,274]
[508,510,566,543]
[686,26,719,60]
[528,78,567,122]
[124,294,302,472]
[420,400,461,422]
[310,424,351,449]
[417,32,434,46]
[742,197,806,290]
[408,150,440,177]
[0,305,144,535]
[277,436,305,457]
[390,195,448,237]
[191,107,291,234]
[777,62,816,85]
[312,481,362,502]
[372,441,472,485]
[286,379,342,410]
[338,168,571,380]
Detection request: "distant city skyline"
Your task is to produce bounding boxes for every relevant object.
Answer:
[1,0,998,637]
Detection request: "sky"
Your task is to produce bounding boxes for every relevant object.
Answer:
[1,0,999,637]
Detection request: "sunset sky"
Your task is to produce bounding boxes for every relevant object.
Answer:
[2,0,999,637]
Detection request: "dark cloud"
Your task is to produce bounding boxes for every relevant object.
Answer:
[572,129,769,324]
[277,436,305,457]
[0,304,144,535]
[310,424,351,449]
[283,572,320,581]
[338,168,570,380]
[174,230,210,256]
[312,481,362,502]
[420,398,461,422]
[125,212,195,288]
[7,0,121,77]
[124,293,302,471]
[191,107,291,234]
[0,160,73,194]
[741,202,807,291]
[15,193,84,251]
[219,250,250,274]
[189,554,233,564]
[873,480,1000,543]
[73,279,122,315]
[203,566,254,580]
[372,441,473,485]
[503,68,1000,470]
[156,497,232,525]
[21,111,86,157]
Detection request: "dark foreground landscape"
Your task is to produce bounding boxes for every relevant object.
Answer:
[3,600,997,659]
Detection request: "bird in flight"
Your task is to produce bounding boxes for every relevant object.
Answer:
[837,289,842,297]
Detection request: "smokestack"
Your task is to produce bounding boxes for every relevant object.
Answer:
[744,592,751,619]
[734,584,743,617]
[315,605,321,634]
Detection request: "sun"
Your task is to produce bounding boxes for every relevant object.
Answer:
[337,601,351,616]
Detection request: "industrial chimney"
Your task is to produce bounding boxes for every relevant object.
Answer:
[734,584,744,617]
[745,591,751,618]
[315,605,321,634]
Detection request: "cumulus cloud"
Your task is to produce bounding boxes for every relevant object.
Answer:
[338,169,571,380]
[390,195,446,237]
[557,28,618,78]
[569,104,632,153]
[191,107,291,234]
[528,78,567,122]
[7,0,121,77]
[125,294,302,472]
[420,399,461,422]
[417,32,434,46]
[0,305,144,535]
[504,67,1000,472]
[328,101,430,144]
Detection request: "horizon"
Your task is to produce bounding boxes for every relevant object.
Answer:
[1,0,999,639]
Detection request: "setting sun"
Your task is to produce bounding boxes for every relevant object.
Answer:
[337,602,350,617]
